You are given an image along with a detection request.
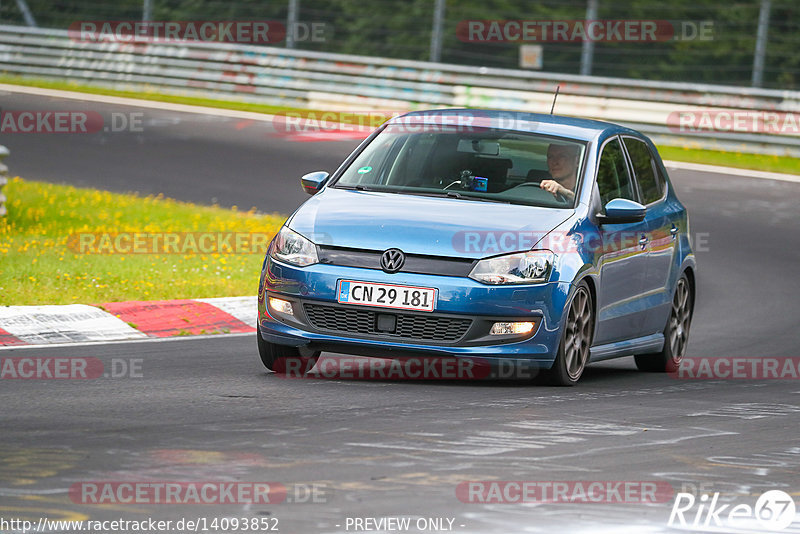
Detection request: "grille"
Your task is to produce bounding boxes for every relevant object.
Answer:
[303,303,471,343]
[317,246,475,277]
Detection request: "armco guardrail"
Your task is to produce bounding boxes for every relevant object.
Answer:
[0,145,8,217]
[1,24,799,156]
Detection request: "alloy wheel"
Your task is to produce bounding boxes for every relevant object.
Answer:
[564,286,593,380]
[668,277,691,363]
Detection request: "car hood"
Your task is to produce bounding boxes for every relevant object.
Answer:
[287,188,573,259]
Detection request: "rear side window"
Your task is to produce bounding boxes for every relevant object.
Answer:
[624,137,664,204]
[596,138,635,206]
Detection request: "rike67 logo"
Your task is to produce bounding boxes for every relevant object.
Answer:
[668,490,796,531]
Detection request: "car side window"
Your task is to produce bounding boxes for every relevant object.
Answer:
[596,138,635,206]
[624,137,664,204]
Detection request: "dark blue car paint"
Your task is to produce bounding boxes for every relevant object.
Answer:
[258,110,696,368]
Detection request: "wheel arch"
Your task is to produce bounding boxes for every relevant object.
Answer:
[578,273,598,320]
[681,265,696,318]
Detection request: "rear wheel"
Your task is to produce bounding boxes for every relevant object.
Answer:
[546,281,594,386]
[257,324,320,374]
[634,273,693,372]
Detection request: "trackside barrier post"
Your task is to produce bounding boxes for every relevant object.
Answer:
[0,145,8,217]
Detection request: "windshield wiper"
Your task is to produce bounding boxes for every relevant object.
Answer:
[444,191,510,203]
[337,184,396,193]
[342,187,509,203]
[398,190,509,203]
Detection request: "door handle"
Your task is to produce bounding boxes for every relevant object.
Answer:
[639,235,648,249]
[670,225,678,239]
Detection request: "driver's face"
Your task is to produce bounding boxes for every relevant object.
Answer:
[547,145,579,182]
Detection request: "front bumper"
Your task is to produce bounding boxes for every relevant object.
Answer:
[258,257,572,364]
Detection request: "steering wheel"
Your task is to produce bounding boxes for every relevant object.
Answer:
[510,182,569,203]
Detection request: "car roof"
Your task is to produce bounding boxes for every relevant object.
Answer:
[389,108,640,143]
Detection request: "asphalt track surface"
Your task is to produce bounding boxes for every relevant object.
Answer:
[0,90,344,213]
[1,90,800,533]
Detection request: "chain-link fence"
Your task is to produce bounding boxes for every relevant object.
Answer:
[1,0,798,90]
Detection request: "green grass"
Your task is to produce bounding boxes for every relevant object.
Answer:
[0,178,284,305]
[5,75,799,175]
[656,146,800,175]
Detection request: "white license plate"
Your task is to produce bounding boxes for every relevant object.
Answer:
[337,280,436,312]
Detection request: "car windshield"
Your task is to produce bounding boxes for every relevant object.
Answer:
[333,124,587,208]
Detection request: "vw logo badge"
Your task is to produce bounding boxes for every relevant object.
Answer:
[380,248,405,273]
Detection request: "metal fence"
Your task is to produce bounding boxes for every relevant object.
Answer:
[3,0,800,90]
[1,25,799,156]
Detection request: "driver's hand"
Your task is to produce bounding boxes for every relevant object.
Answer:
[540,179,565,197]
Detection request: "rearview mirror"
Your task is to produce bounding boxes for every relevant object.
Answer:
[597,198,646,225]
[456,139,500,156]
[301,171,330,195]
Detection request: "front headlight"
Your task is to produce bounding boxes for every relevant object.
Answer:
[469,250,554,285]
[269,226,319,267]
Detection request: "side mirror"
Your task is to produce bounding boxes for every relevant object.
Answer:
[300,171,330,195]
[597,198,646,225]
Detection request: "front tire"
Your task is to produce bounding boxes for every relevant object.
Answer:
[546,281,594,386]
[634,273,693,373]
[257,324,320,374]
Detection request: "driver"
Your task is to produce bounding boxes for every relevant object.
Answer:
[540,143,580,201]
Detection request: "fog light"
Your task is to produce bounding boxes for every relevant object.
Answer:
[490,321,535,335]
[268,297,294,316]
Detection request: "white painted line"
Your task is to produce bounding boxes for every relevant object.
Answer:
[0,488,70,496]
[663,160,800,183]
[196,296,258,328]
[0,331,252,351]
[0,83,281,122]
[0,304,147,344]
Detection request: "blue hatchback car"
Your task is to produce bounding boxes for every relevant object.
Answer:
[257,110,695,385]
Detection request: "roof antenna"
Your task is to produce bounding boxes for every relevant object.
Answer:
[550,84,561,115]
